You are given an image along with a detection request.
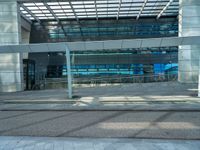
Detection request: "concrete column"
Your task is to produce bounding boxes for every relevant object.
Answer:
[66,46,72,99]
[199,57,200,97]
[21,28,30,44]
[0,0,23,92]
[179,0,200,83]
[21,27,30,59]
[21,17,30,45]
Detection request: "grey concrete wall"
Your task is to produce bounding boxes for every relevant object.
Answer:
[21,17,31,33]
[21,16,31,45]
[0,0,23,92]
[21,27,30,44]
[21,28,30,59]
[199,58,200,97]
[179,0,200,83]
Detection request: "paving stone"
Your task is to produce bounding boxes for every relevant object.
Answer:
[1,136,200,150]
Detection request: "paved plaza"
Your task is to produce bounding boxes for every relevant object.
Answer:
[0,82,200,149]
[0,110,200,139]
[0,82,199,111]
[0,136,200,150]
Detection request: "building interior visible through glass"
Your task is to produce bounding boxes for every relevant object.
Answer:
[22,0,178,84]
[28,17,178,85]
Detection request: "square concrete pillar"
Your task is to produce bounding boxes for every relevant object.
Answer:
[179,0,200,83]
[0,0,23,92]
[199,57,200,97]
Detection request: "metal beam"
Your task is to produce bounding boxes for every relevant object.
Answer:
[116,0,122,20]
[43,2,67,37]
[136,0,148,20]
[157,0,174,19]
[69,1,79,22]
[18,0,175,3]
[1,36,200,53]
[20,14,32,24]
[94,0,98,20]
[19,1,179,21]
[43,2,59,22]
[21,5,178,12]
[20,3,41,23]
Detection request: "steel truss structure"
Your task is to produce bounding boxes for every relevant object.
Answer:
[18,0,179,22]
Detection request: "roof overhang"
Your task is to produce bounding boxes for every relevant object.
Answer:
[18,0,179,22]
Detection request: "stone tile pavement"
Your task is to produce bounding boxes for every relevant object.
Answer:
[0,82,200,111]
[0,136,200,150]
[0,111,200,139]
[1,103,200,111]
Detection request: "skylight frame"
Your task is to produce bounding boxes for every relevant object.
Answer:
[19,0,179,21]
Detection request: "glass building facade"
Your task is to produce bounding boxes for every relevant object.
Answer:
[30,17,178,42]
[29,17,178,82]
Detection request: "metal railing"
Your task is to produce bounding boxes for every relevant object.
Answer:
[73,73,178,85]
[0,70,178,90]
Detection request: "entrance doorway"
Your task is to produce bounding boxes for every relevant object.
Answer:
[23,59,35,90]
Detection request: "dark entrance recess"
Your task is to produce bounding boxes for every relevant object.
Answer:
[23,59,35,90]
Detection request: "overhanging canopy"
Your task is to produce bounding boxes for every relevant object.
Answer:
[19,0,178,21]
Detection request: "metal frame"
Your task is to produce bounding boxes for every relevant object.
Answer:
[116,0,122,20]
[136,0,148,20]
[94,0,98,20]
[19,0,179,21]
[43,2,67,36]
[69,1,79,22]
[20,3,41,23]
[157,0,174,19]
